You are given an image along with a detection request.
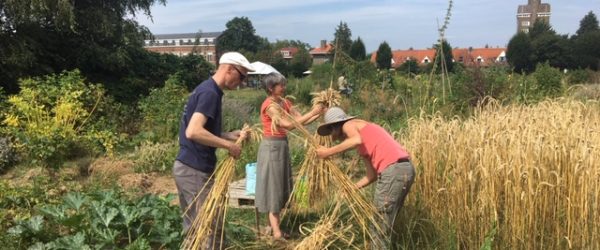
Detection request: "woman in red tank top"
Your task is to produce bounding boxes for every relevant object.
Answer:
[255,72,323,241]
[315,107,415,248]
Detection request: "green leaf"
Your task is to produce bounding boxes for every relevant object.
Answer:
[46,232,91,250]
[92,201,118,228]
[63,192,87,211]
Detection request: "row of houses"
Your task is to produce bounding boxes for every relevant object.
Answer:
[370,47,507,68]
[143,33,506,68]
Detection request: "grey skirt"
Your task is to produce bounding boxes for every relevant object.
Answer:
[255,137,293,213]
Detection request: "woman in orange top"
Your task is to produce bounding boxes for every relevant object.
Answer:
[256,72,323,240]
[315,107,415,247]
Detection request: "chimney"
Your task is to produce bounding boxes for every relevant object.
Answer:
[528,0,541,5]
[320,40,327,48]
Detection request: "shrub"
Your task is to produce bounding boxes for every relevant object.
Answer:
[222,98,255,132]
[567,69,592,85]
[532,62,563,96]
[1,70,118,169]
[286,78,315,106]
[138,76,188,143]
[0,138,17,173]
[130,141,178,173]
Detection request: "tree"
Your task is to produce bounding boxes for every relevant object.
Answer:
[397,59,420,76]
[531,33,570,69]
[333,21,353,54]
[0,0,170,101]
[572,11,600,70]
[573,31,600,70]
[576,11,599,37]
[375,41,392,70]
[434,39,454,73]
[529,21,555,40]
[216,17,260,55]
[350,37,366,61]
[289,49,312,78]
[507,32,534,73]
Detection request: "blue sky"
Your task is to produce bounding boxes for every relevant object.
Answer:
[135,0,599,52]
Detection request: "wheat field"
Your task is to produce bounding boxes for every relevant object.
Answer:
[400,99,600,249]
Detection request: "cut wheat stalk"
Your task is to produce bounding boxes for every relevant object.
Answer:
[269,96,388,249]
[181,124,260,250]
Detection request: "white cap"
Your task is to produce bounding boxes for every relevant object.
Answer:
[219,52,256,72]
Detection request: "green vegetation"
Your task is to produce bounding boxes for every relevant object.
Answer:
[1,3,600,249]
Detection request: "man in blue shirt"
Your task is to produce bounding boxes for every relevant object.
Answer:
[173,52,255,248]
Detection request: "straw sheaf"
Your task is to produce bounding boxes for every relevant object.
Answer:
[275,93,387,249]
[181,124,258,250]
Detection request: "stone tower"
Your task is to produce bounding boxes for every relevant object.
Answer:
[517,0,551,33]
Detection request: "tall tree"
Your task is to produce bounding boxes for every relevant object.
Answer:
[529,21,555,40]
[333,21,352,54]
[0,0,169,100]
[434,39,454,73]
[350,37,366,61]
[216,17,260,55]
[573,12,600,70]
[507,32,534,73]
[576,11,599,37]
[375,41,392,70]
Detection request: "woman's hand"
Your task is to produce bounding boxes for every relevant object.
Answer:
[315,146,330,159]
[311,104,325,116]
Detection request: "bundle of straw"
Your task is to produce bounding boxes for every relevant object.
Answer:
[272,96,387,249]
[294,202,357,250]
[181,124,260,250]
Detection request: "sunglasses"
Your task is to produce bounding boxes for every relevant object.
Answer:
[233,67,246,81]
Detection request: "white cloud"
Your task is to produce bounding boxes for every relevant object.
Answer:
[135,0,600,51]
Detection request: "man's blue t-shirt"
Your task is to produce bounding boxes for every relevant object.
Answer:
[176,78,223,173]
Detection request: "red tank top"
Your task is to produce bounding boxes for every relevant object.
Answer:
[260,97,292,137]
[357,123,410,173]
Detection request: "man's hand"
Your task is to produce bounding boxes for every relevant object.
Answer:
[227,142,242,159]
[315,146,329,159]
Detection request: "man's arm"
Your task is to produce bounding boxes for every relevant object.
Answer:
[185,112,241,158]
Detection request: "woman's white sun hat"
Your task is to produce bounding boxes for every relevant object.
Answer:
[317,107,356,136]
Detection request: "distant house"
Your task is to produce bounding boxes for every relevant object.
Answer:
[453,48,507,66]
[309,40,333,65]
[279,47,299,60]
[370,47,507,68]
[370,48,435,68]
[143,32,222,65]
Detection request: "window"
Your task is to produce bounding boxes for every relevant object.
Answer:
[498,56,505,62]
[521,21,530,27]
[522,28,529,33]
[459,56,464,62]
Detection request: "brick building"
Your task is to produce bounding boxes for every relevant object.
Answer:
[370,47,507,68]
[309,40,334,65]
[144,32,222,65]
[517,0,551,33]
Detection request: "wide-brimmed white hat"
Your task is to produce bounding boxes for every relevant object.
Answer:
[317,107,356,136]
[219,52,256,72]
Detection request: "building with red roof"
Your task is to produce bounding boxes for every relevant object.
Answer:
[371,47,507,68]
[309,40,334,65]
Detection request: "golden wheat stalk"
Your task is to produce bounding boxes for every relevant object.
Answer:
[181,124,260,250]
[270,99,387,249]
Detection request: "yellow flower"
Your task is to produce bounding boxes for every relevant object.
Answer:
[3,114,20,127]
